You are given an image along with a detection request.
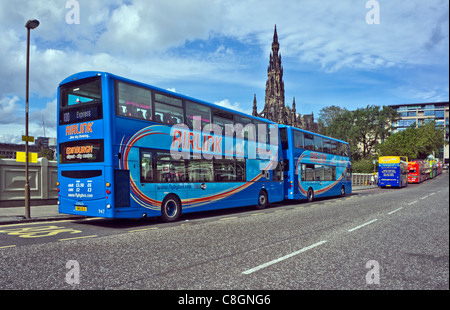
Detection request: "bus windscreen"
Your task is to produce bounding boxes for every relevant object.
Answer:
[59,77,102,124]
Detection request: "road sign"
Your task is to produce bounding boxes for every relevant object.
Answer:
[22,135,34,142]
[16,152,38,163]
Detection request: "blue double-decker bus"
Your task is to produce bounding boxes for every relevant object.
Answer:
[57,71,284,221]
[279,125,352,201]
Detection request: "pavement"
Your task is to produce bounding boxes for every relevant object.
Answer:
[0,185,378,225]
[0,204,85,225]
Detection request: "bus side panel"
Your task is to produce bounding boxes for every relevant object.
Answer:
[183,182,259,214]
[293,149,351,200]
[114,170,130,208]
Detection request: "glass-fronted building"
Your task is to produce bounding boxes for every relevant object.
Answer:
[389,101,449,164]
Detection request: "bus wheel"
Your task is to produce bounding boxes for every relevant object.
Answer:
[340,186,346,197]
[307,188,314,202]
[161,194,181,222]
[256,190,268,210]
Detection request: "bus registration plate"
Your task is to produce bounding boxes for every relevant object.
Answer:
[75,206,87,211]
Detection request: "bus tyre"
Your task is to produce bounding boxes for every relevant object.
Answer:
[256,190,268,210]
[340,186,346,197]
[161,195,181,222]
[307,188,314,202]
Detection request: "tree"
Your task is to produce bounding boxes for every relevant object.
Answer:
[38,148,54,160]
[351,105,399,158]
[377,120,447,160]
[317,105,347,134]
[376,126,418,159]
[415,120,447,159]
[323,105,399,161]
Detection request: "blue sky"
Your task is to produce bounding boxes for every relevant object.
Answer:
[0,0,448,144]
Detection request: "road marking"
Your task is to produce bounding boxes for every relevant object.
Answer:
[388,207,403,215]
[347,219,378,232]
[0,245,16,249]
[220,217,238,221]
[429,192,436,196]
[408,200,418,205]
[0,225,82,238]
[274,209,286,213]
[420,195,429,200]
[58,235,97,242]
[242,240,327,275]
[128,227,159,233]
[0,219,75,228]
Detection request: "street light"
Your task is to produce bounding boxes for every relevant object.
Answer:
[25,18,39,219]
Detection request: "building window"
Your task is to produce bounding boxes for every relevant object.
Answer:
[435,110,445,118]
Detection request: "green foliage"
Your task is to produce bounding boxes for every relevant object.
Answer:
[352,157,377,173]
[318,105,399,161]
[38,148,54,160]
[317,105,447,163]
[377,120,447,160]
[318,105,347,133]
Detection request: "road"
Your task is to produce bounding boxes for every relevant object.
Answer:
[0,174,448,291]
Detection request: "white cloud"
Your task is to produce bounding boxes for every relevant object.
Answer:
[0,0,448,144]
[220,0,449,72]
[2,0,447,98]
[0,96,21,124]
[97,0,223,57]
[401,86,450,103]
[30,99,57,129]
[0,133,23,145]
[214,99,251,115]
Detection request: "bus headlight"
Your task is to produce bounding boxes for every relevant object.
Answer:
[106,204,111,209]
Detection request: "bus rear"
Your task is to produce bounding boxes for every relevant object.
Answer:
[57,72,114,218]
[378,156,408,188]
[408,161,420,183]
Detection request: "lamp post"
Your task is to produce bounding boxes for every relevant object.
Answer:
[25,19,39,219]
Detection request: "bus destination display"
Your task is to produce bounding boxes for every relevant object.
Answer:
[60,139,104,163]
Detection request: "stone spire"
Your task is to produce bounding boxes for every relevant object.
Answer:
[251,25,319,132]
[262,25,286,124]
[252,94,258,117]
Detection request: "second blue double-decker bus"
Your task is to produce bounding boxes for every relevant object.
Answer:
[279,125,352,201]
[57,72,284,222]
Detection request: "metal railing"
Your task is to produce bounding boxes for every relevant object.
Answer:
[352,173,376,186]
